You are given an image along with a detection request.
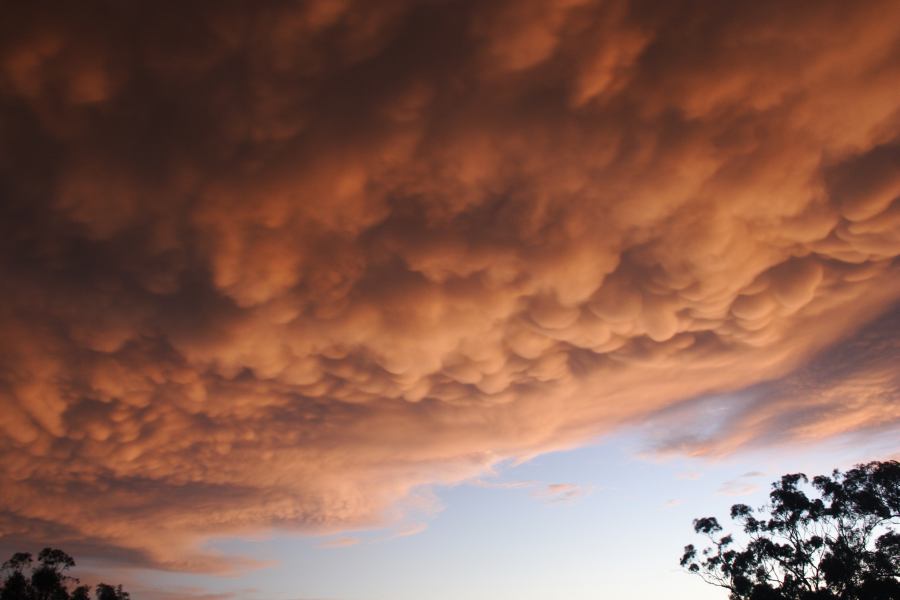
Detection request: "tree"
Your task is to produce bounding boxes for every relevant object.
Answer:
[31,548,76,600]
[1,554,34,600]
[92,585,128,600]
[680,460,900,600]
[0,549,129,600]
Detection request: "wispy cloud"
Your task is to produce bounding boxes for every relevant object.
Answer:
[717,471,766,497]
[532,483,593,504]
[470,479,539,490]
[471,478,593,504]
[317,537,361,550]
[717,481,760,497]
[389,522,428,539]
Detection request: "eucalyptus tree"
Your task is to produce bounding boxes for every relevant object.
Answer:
[1,549,128,600]
[681,460,899,600]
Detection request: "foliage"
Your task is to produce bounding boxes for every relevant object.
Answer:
[680,460,900,600]
[0,549,129,600]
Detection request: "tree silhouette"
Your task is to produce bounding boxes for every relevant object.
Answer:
[680,460,900,600]
[92,585,128,600]
[0,549,129,600]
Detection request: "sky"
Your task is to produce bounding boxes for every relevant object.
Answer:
[0,1,898,598]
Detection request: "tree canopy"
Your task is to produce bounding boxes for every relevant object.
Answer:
[0,548,129,600]
[680,460,900,600]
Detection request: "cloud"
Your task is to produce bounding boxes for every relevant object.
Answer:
[317,537,361,550]
[717,469,765,497]
[388,523,428,539]
[644,306,900,457]
[470,479,539,490]
[0,0,898,574]
[717,481,761,498]
[532,483,592,504]
[470,477,592,505]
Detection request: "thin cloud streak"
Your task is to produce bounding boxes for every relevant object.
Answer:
[317,537,361,550]
[532,483,593,504]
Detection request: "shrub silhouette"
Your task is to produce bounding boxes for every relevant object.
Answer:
[681,460,900,600]
[0,549,128,600]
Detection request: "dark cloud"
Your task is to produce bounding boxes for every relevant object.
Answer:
[1,0,898,572]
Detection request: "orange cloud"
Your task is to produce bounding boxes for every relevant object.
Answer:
[0,0,898,572]
[532,483,592,504]
[317,537,361,550]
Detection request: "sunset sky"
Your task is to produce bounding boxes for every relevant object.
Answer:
[1,1,899,599]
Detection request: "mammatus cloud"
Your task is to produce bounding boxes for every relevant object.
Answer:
[643,306,900,457]
[1,0,899,572]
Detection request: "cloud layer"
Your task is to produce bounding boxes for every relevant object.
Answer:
[1,0,898,571]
